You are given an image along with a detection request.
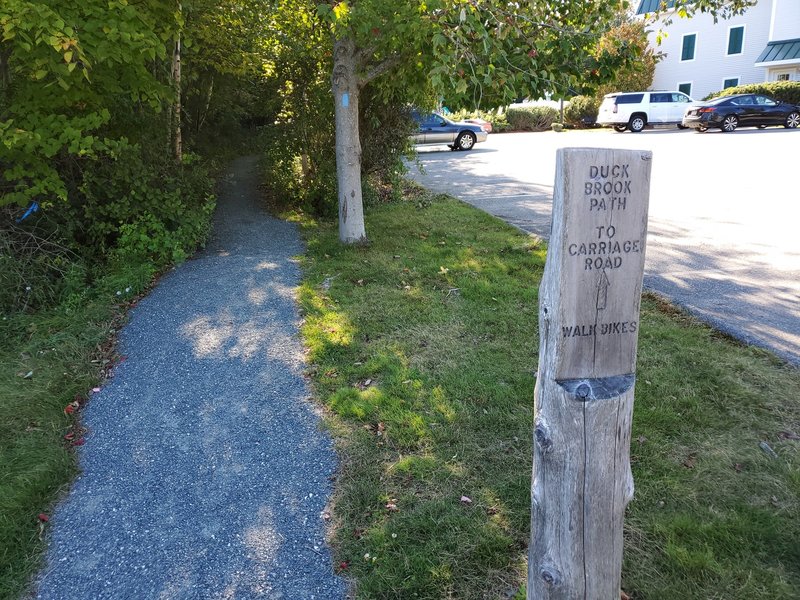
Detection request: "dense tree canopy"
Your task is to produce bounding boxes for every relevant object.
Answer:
[1,0,757,241]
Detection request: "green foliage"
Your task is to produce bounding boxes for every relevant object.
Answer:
[360,93,416,180]
[0,0,172,208]
[71,147,215,265]
[704,81,800,104]
[506,106,559,131]
[564,95,600,128]
[592,17,660,100]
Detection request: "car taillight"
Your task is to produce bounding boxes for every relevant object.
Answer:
[699,107,715,113]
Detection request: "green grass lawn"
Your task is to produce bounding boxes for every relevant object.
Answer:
[297,190,800,599]
[0,297,121,599]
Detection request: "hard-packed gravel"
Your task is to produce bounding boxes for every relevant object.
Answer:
[35,157,347,600]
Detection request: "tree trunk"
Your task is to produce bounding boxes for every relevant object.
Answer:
[171,5,182,164]
[197,75,214,132]
[528,148,652,599]
[331,36,366,244]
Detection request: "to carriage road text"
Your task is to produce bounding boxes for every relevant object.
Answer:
[568,163,643,272]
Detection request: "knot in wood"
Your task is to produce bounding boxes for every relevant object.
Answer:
[539,565,561,587]
[534,423,552,453]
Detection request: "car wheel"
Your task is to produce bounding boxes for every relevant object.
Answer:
[613,124,627,133]
[455,131,476,150]
[785,112,800,129]
[628,115,646,133]
[721,114,738,132]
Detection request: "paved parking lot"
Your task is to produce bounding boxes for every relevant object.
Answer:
[408,127,800,365]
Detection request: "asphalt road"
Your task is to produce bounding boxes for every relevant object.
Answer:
[409,127,800,366]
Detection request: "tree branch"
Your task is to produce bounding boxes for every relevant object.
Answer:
[359,55,403,87]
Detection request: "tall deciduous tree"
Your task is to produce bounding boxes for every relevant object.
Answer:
[314,0,754,244]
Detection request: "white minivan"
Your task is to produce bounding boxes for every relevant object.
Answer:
[596,91,694,132]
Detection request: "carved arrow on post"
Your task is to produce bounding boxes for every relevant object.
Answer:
[596,270,610,310]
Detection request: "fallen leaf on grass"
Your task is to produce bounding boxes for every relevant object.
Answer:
[733,463,744,473]
[682,453,697,469]
[460,496,473,505]
[72,438,86,447]
[778,431,799,440]
[339,561,349,570]
[620,591,631,600]
[64,432,75,441]
[37,513,49,522]
[63,402,79,415]
[385,502,399,512]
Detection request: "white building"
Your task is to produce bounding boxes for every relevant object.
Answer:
[638,0,800,100]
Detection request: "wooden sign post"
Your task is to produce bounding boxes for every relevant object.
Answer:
[528,148,652,599]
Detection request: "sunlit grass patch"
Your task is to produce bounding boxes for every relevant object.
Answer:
[300,189,800,600]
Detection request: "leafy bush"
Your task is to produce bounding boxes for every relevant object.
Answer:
[704,81,800,104]
[506,106,559,131]
[69,148,216,266]
[564,95,600,128]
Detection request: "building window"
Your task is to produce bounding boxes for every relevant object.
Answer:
[678,82,692,97]
[727,26,745,55]
[777,73,790,81]
[723,77,739,89]
[681,34,697,61]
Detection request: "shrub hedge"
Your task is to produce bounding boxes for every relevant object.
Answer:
[506,106,559,131]
[564,95,600,128]
[704,81,800,104]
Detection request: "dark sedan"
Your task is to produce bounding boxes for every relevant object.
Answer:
[682,93,800,132]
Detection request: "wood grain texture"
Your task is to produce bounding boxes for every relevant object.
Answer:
[528,148,651,599]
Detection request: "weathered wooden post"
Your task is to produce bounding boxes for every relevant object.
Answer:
[528,148,652,599]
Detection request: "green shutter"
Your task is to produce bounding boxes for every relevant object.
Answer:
[682,34,696,61]
[728,27,744,55]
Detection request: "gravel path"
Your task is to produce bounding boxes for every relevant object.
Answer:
[35,157,347,599]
